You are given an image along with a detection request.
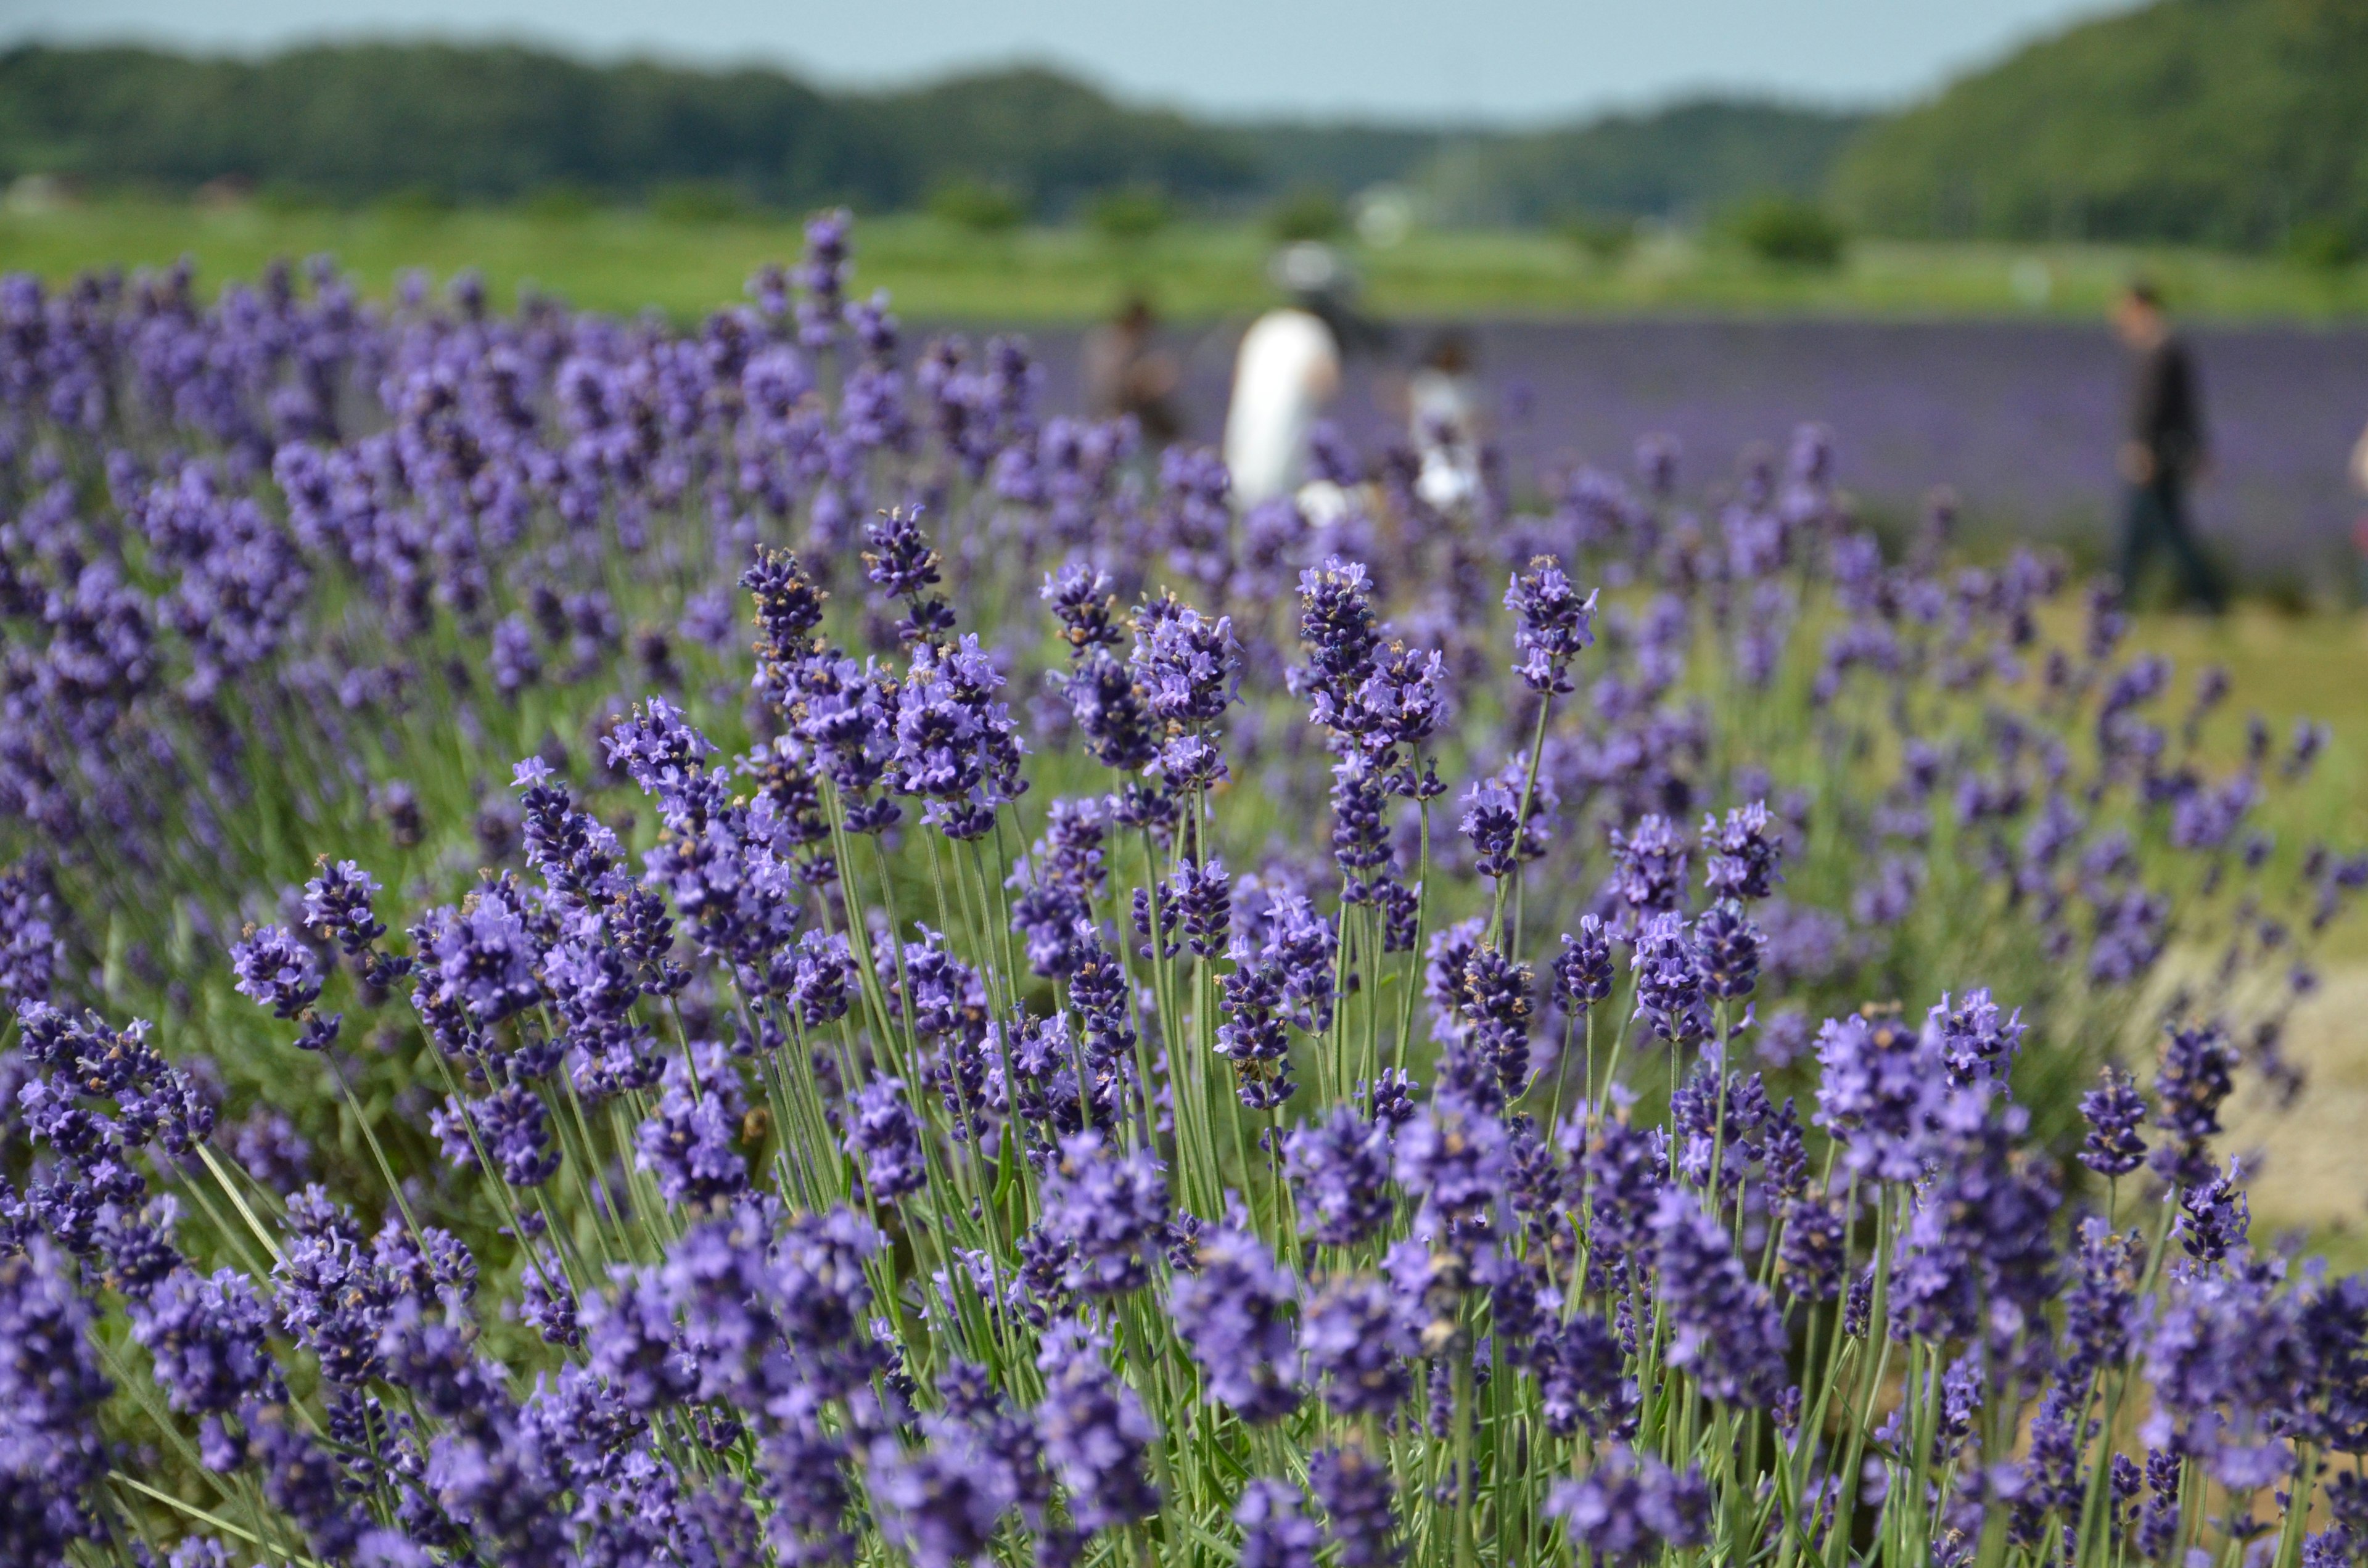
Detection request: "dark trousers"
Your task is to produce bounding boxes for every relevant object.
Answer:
[2116,473,2225,612]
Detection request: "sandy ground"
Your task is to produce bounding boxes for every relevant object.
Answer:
[2219,964,2368,1245]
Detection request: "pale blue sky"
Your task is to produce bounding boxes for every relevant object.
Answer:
[2,0,2140,124]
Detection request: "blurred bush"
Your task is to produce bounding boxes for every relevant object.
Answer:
[1267,186,1346,242]
[2286,217,2361,271]
[1558,209,1637,265]
[375,184,454,220]
[523,183,601,222]
[929,178,1027,233]
[1729,195,1847,268]
[649,181,745,224]
[1088,183,1172,242]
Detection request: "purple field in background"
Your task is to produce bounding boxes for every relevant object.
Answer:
[1009,318,2368,583]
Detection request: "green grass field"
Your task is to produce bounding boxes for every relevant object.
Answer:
[12,199,2368,322]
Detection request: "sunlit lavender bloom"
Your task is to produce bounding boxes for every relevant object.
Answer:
[1236,1478,1322,1568]
[1042,564,1124,654]
[847,1077,927,1200]
[1167,1206,1301,1424]
[1630,912,1711,1046]
[1537,1311,1635,1439]
[1651,1189,1788,1406]
[2079,1067,2149,1177]
[300,859,387,956]
[1040,1130,1167,1297]
[1702,801,1783,901]
[1297,557,1381,709]
[1395,1082,1510,1226]
[865,1429,1013,1568]
[229,923,324,1020]
[1925,988,2024,1088]
[1505,556,1598,694]
[1778,1192,1847,1302]
[1815,1011,1938,1181]
[1034,1321,1159,1532]
[1546,1445,1711,1568]
[1609,815,1688,915]
[1302,1276,1415,1416]
[1689,901,1760,1000]
[128,1265,283,1416]
[2149,1022,2237,1188]
[1285,1106,1394,1248]
[1308,1444,1402,1568]
[636,1050,749,1206]
[1552,916,1616,1014]
[0,1242,112,1558]
[477,1082,561,1186]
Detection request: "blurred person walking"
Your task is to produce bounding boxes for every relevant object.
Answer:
[1083,293,1183,444]
[1407,329,1484,513]
[2112,281,2226,612]
[1223,243,1380,507]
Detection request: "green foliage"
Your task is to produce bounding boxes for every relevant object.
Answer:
[1558,209,1637,264]
[2287,216,2360,271]
[927,178,1026,233]
[0,43,1256,213]
[1832,0,2368,250]
[374,184,452,220]
[1088,183,1170,242]
[1728,196,1846,268]
[649,179,746,224]
[1267,186,1346,242]
[1416,99,1870,226]
[520,183,600,221]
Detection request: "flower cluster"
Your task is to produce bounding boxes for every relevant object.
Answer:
[0,218,2360,1568]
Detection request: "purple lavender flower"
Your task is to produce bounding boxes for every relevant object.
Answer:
[2079,1066,2149,1178]
[1307,1444,1402,1568]
[299,860,388,957]
[1040,1130,1168,1297]
[2150,1022,2237,1188]
[1302,1276,1416,1416]
[1167,1206,1302,1424]
[847,1076,927,1200]
[1630,911,1711,1046]
[1650,1189,1788,1406]
[0,1242,112,1559]
[1236,1477,1322,1568]
[1702,800,1783,901]
[1814,1011,1938,1182]
[1034,1321,1159,1532]
[1552,916,1616,1014]
[1545,1445,1711,1568]
[1505,555,1598,694]
[477,1082,561,1186]
[1608,815,1688,916]
[229,922,323,1019]
[128,1265,284,1416]
[1285,1106,1394,1247]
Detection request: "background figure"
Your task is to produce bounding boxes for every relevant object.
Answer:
[1223,244,1359,507]
[2113,281,2225,612]
[1408,329,1484,512]
[1083,294,1182,443]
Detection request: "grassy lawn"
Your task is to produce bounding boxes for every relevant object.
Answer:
[10,200,2368,322]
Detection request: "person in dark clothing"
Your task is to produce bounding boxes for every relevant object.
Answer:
[2113,281,2226,612]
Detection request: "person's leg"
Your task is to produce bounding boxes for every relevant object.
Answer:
[2156,474,2226,612]
[2116,482,2158,601]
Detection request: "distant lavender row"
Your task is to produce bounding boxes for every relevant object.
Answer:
[1015,317,2368,581]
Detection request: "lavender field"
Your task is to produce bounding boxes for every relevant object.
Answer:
[4,226,2368,1568]
[1025,318,2368,585]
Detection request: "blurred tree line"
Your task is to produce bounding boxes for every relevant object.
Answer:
[0,41,1856,229]
[0,46,1251,215]
[1834,0,2368,257]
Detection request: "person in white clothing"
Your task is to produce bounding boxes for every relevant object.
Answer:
[1223,244,1352,507]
